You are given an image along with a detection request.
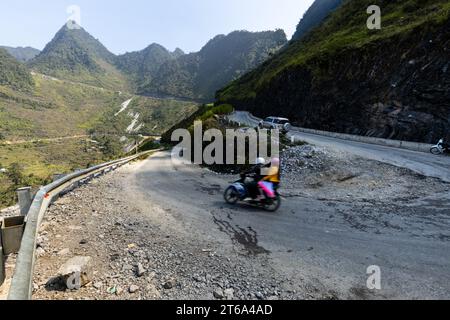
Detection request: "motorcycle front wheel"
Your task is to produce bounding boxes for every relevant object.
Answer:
[224,186,239,205]
[430,147,442,155]
[264,195,281,212]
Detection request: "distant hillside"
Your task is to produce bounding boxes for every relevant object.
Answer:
[138,30,287,101]
[115,44,183,92]
[217,0,450,143]
[28,23,129,90]
[292,0,343,41]
[26,24,285,99]
[0,48,34,91]
[0,46,40,62]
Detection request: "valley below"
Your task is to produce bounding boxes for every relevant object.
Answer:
[0,72,198,209]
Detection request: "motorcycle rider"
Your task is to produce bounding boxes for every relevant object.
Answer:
[441,138,450,150]
[241,157,266,199]
[258,157,280,199]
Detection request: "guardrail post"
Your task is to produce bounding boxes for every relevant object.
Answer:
[17,187,32,217]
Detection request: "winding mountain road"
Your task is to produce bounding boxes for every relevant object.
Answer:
[31,113,450,300]
[1,135,89,145]
[228,111,450,183]
[118,151,450,299]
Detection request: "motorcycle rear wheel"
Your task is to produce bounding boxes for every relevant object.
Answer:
[224,186,239,205]
[264,195,281,212]
[430,147,442,155]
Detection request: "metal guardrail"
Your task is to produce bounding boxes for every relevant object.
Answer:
[7,150,160,300]
[229,112,433,153]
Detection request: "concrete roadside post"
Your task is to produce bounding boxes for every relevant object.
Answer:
[1,216,25,255]
[17,187,32,216]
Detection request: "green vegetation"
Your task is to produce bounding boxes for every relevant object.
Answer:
[92,95,198,137]
[0,48,34,91]
[0,73,198,209]
[0,73,125,141]
[217,0,450,102]
[0,138,109,208]
[160,103,293,174]
[0,46,40,62]
[198,104,234,122]
[136,138,161,153]
[161,104,228,144]
[28,24,129,91]
[115,44,183,92]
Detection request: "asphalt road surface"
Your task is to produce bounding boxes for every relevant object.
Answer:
[125,151,450,299]
[228,111,450,183]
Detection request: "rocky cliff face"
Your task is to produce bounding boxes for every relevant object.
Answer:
[218,2,450,143]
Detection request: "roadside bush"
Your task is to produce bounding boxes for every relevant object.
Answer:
[211,104,233,115]
[6,162,24,185]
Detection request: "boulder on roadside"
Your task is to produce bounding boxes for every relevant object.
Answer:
[213,288,224,299]
[224,288,234,300]
[129,285,140,293]
[136,263,146,277]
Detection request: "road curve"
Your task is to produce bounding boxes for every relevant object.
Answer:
[125,151,450,299]
[228,111,450,183]
[2,135,89,145]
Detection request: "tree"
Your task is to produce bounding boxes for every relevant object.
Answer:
[7,162,24,185]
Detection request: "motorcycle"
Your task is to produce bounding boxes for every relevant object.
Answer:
[223,174,281,212]
[430,139,450,155]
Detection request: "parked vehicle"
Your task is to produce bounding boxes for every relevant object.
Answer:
[258,117,291,133]
[430,138,450,155]
[224,173,281,212]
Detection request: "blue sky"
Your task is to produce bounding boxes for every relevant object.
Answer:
[0,0,314,54]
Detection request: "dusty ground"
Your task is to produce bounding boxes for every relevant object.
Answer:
[282,145,450,238]
[282,145,448,202]
[32,173,304,300]
[30,146,450,300]
[0,255,16,300]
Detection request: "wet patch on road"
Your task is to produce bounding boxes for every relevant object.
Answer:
[212,213,270,256]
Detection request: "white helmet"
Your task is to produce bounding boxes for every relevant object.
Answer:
[256,157,266,165]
